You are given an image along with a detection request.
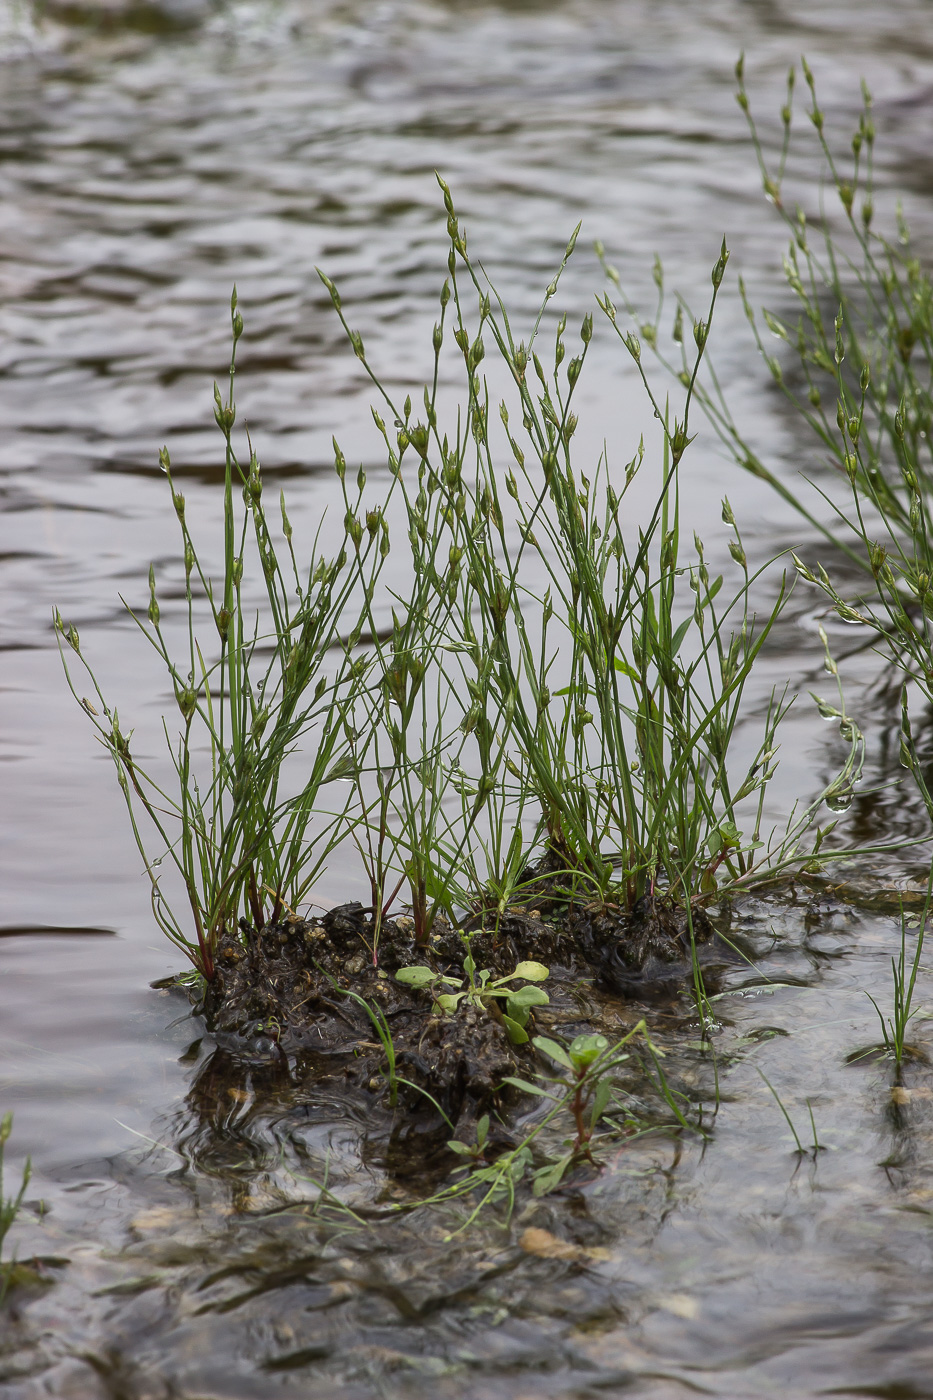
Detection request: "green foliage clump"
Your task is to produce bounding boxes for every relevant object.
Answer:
[656,58,933,827]
[397,951,549,1045]
[57,176,864,980]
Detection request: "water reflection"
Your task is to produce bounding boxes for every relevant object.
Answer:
[9,894,933,1399]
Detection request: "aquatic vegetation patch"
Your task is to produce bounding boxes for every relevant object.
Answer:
[611,59,933,1072]
[629,59,933,835]
[53,134,888,1199]
[57,190,862,986]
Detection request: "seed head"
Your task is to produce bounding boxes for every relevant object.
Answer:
[176,684,197,720]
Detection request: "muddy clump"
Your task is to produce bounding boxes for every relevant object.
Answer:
[197,879,724,1132]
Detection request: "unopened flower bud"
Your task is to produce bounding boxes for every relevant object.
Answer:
[345,512,363,548]
[318,270,341,309]
[148,565,160,625]
[468,336,485,370]
[711,239,729,288]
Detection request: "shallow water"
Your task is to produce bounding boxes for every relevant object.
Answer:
[3,0,933,1395]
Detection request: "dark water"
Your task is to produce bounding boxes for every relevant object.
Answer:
[3,1,933,1395]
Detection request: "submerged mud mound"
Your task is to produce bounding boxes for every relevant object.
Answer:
[199,887,724,1131]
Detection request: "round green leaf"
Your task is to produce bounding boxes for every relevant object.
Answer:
[513,961,549,981]
[568,1033,609,1067]
[395,966,437,987]
[507,985,550,1009]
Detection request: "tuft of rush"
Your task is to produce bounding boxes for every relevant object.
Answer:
[58,185,871,982]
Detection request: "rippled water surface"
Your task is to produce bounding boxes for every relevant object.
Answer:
[4,0,933,1395]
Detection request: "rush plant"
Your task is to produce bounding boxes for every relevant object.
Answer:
[334,178,863,912]
[57,293,391,978]
[60,175,874,980]
[866,907,928,1069]
[634,60,933,830]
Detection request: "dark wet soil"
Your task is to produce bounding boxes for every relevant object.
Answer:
[199,880,725,1142]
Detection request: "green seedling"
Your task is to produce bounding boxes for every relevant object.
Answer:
[396,955,550,1044]
[446,1113,491,1166]
[504,1022,665,1193]
[522,1033,624,1185]
[321,970,455,1126]
[0,1113,32,1303]
[757,1067,824,1157]
[865,907,928,1070]
[333,983,402,1108]
[425,1020,688,1223]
